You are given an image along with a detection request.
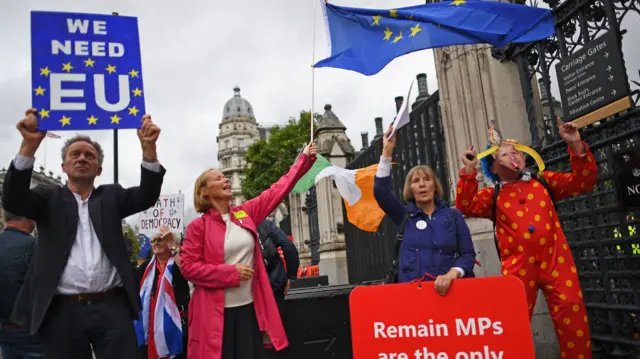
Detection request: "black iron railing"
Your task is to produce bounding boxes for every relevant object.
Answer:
[501,0,640,354]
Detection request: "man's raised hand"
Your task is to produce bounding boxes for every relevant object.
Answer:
[137,114,160,162]
[17,108,46,157]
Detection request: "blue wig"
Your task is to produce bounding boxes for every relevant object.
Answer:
[480,144,500,184]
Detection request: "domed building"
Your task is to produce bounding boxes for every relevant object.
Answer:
[0,165,64,231]
[217,86,261,206]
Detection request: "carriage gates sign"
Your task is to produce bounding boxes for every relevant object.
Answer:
[139,193,184,238]
[555,30,629,121]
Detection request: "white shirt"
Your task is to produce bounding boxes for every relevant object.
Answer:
[221,213,255,308]
[14,153,161,294]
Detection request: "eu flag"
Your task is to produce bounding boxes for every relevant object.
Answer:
[31,11,146,131]
[314,0,554,75]
[138,233,151,259]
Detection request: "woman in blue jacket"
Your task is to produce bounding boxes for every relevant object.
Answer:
[374,128,476,296]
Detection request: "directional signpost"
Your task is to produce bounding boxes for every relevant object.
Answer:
[556,31,631,127]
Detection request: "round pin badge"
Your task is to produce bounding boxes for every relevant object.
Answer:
[416,220,427,230]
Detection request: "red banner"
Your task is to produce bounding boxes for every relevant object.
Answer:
[349,276,535,359]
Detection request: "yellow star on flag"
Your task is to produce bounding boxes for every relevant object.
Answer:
[372,15,381,26]
[450,0,466,6]
[392,32,403,44]
[84,58,95,67]
[128,106,139,116]
[410,23,423,37]
[34,86,46,96]
[390,9,398,18]
[383,27,393,41]
[59,115,71,127]
[132,88,143,97]
[40,67,51,77]
[106,65,117,74]
[129,69,139,78]
[87,115,98,125]
[62,62,73,72]
[38,109,50,119]
[110,114,121,124]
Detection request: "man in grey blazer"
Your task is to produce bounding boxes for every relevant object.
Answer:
[2,108,166,359]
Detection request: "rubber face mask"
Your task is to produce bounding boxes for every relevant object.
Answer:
[492,144,527,178]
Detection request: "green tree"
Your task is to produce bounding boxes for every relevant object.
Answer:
[124,228,140,261]
[242,111,316,204]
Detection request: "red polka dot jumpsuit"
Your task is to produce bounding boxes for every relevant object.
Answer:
[456,141,598,359]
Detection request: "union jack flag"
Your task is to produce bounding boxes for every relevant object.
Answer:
[134,256,183,357]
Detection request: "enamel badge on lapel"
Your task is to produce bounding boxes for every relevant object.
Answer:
[416,220,427,230]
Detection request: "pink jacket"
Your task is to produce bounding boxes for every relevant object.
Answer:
[181,154,314,359]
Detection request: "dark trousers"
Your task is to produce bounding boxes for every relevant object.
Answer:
[0,323,43,359]
[37,288,136,359]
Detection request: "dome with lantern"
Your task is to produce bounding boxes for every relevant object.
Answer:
[223,86,254,119]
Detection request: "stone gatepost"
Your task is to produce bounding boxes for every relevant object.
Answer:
[434,44,560,358]
[289,192,312,267]
[314,104,356,285]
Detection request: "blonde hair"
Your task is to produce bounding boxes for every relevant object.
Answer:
[193,169,215,213]
[402,165,444,201]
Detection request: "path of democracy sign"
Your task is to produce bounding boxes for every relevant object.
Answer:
[30,11,146,131]
[139,193,185,236]
[555,30,628,121]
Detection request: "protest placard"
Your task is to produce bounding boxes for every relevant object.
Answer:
[30,11,145,131]
[349,276,535,359]
[138,194,184,258]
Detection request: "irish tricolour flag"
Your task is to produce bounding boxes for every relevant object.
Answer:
[292,154,386,232]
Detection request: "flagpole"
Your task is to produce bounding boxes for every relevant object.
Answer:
[310,0,319,142]
[43,137,47,170]
[112,11,120,184]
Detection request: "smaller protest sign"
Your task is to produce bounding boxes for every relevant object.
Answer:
[138,193,184,255]
[349,276,534,359]
[30,11,145,131]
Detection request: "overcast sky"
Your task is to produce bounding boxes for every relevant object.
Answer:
[1,0,638,228]
[0,0,438,226]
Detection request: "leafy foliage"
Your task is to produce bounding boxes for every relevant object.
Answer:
[124,228,140,262]
[242,111,316,203]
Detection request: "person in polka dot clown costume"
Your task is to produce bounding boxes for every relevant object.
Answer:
[456,117,597,359]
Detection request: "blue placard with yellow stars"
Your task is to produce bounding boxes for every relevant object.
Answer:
[31,11,145,131]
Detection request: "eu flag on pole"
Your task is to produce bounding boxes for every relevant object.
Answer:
[138,233,151,259]
[314,0,554,75]
[31,11,146,131]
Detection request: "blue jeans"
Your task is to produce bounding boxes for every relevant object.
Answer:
[0,324,43,359]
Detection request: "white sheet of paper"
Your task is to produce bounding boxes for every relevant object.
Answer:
[387,79,415,138]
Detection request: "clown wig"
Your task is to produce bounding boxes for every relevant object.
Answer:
[480,144,500,184]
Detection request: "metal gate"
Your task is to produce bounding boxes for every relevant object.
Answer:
[306,186,321,265]
[499,0,640,355]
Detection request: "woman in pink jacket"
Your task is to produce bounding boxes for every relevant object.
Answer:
[181,143,316,359]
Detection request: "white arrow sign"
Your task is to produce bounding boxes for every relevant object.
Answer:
[607,65,612,71]
[612,89,617,96]
[604,52,609,58]
[609,75,614,81]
